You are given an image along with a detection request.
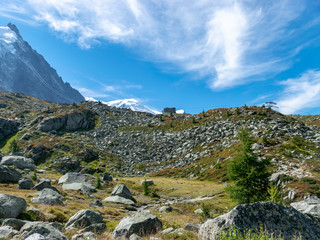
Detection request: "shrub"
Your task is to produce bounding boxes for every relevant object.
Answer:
[201,203,211,221]
[95,174,101,189]
[31,171,38,181]
[268,183,283,205]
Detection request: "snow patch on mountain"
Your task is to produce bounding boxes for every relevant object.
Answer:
[85,97,161,115]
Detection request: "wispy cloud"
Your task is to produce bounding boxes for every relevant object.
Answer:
[277,70,320,114]
[1,0,318,90]
[78,87,110,98]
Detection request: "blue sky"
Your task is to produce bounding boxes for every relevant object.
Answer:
[1,0,320,114]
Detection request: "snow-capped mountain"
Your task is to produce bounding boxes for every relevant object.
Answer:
[0,23,84,104]
[85,97,161,115]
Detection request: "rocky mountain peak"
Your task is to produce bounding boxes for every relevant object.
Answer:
[0,23,84,104]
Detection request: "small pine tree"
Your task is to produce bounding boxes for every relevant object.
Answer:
[9,139,19,153]
[143,180,150,196]
[31,171,38,181]
[244,104,248,110]
[226,127,270,204]
[170,112,173,117]
[268,183,283,205]
[170,122,173,128]
[159,115,163,122]
[95,174,101,189]
[192,117,196,124]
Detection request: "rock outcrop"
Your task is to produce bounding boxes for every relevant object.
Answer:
[65,209,104,231]
[0,117,19,141]
[199,201,320,240]
[0,155,36,170]
[31,188,64,206]
[38,110,96,132]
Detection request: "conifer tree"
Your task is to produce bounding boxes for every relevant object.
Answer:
[227,127,270,204]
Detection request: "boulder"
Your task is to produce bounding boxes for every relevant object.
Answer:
[78,148,99,163]
[199,201,320,240]
[0,194,26,218]
[111,184,135,202]
[0,226,18,239]
[89,200,104,208]
[291,196,320,218]
[130,233,142,240]
[103,196,135,205]
[71,231,97,240]
[65,209,103,230]
[21,223,67,240]
[32,180,60,194]
[184,223,200,233]
[2,218,26,231]
[0,166,22,183]
[113,211,162,239]
[102,173,113,181]
[0,156,36,170]
[18,178,34,189]
[31,188,64,205]
[58,172,96,193]
[158,206,172,212]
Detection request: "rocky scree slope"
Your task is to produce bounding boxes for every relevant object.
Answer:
[1,91,320,186]
[0,23,84,104]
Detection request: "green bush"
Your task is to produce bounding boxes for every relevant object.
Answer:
[9,139,19,153]
[143,180,150,196]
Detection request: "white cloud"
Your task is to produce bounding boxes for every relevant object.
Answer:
[277,70,320,114]
[78,87,110,98]
[1,0,316,89]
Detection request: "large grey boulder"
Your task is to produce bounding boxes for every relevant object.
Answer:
[199,201,320,240]
[113,211,163,239]
[103,196,135,205]
[58,172,96,193]
[0,156,36,170]
[18,178,34,189]
[291,196,320,218]
[0,165,22,183]
[31,188,64,205]
[0,194,26,218]
[21,223,67,240]
[65,209,104,230]
[111,184,135,202]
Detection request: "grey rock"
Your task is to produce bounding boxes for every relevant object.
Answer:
[103,196,135,205]
[161,228,174,234]
[287,190,297,201]
[158,206,172,212]
[27,207,45,220]
[2,218,26,230]
[78,148,99,163]
[0,155,36,170]
[32,180,60,194]
[89,200,104,208]
[22,223,67,240]
[199,201,320,240]
[18,178,34,189]
[129,233,142,240]
[65,209,103,230]
[19,133,32,141]
[81,223,106,234]
[194,209,203,215]
[24,233,46,240]
[113,211,163,239]
[102,173,113,181]
[0,194,26,218]
[184,223,200,233]
[72,231,97,240]
[0,166,22,183]
[0,226,18,239]
[291,196,320,218]
[111,184,135,202]
[59,172,96,193]
[31,188,64,205]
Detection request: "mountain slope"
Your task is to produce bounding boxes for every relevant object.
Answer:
[0,23,84,104]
